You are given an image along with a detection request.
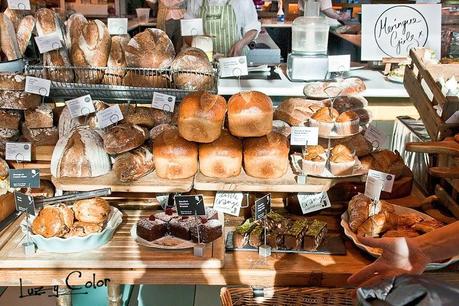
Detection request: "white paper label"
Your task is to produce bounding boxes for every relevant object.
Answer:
[290,127,319,146]
[107,18,128,35]
[25,76,51,97]
[328,55,351,73]
[297,192,331,215]
[213,192,243,217]
[364,124,386,149]
[66,95,95,118]
[34,34,62,54]
[446,110,459,124]
[365,176,385,201]
[96,104,124,129]
[180,18,204,36]
[219,56,248,78]
[152,92,176,113]
[368,169,395,193]
[5,142,32,162]
[7,0,30,10]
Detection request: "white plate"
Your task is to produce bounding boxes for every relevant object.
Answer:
[131,225,196,250]
[341,204,459,270]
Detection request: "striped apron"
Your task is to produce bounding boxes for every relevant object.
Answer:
[200,0,239,56]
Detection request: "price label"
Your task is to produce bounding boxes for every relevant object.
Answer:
[175,195,205,216]
[25,76,51,97]
[367,169,395,193]
[297,192,331,215]
[152,92,176,113]
[328,54,351,73]
[9,169,40,189]
[14,192,35,216]
[5,142,32,162]
[107,18,128,35]
[96,104,124,129]
[446,110,459,124]
[213,192,243,216]
[180,18,204,36]
[364,124,386,149]
[219,56,248,78]
[34,34,62,54]
[254,194,271,220]
[7,0,30,10]
[290,127,319,146]
[66,95,95,118]
[365,175,385,201]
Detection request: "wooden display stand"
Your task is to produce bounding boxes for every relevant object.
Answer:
[10,145,54,179]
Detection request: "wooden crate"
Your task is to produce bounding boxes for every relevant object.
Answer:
[404,48,459,141]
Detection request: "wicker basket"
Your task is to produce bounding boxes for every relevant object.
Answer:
[220,287,354,306]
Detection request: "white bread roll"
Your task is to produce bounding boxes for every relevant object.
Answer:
[243,132,289,179]
[199,130,242,178]
[178,91,226,143]
[228,91,273,137]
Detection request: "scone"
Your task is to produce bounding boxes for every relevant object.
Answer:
[73,197,111,224]
[336,111,360,136]
[32,204,74,238]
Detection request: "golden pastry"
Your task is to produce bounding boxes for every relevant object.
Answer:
[311,107,339,122]
[32,206,67,238]
[336,110,359,123]
[73,197,111,223]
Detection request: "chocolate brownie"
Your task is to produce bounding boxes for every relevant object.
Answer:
[169,216,197,240]
[303,220,327,251]
[232,218,256,248]
[266,230,283,249]
[136,215,167,242]
[266,211,289,232]
[283,220,309,250]
[191,219,222,243]
[155,207,179,223]
[249,225,264,248]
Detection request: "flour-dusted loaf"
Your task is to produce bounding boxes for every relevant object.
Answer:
[243,132,289,179]
[171,47,214,91]
[228,91,273,137]
[24,104,54,129]
[153,128,198,179]
[103,123,147,155]
[65,13,87,49]
[113,145,155,182]
[0,73,25,90]
[120,104,171,128]
[21,124,59,146]
[0,127,20,141]
[70,19,111,83]
[102,35,130,85]
[51,126,111,178]
[274,98,325,126]
[16,15,35,56]
[0,110,21,129]
[0,13,21,61]
[58,100,109,138]
[199,130,242,178]
[0,91,41,110]
[178,91,226,143]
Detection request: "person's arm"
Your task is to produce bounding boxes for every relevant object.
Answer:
[347,221,459,288]
[228,30,257,57]
[227,0,261,57]
[320,0,350,21]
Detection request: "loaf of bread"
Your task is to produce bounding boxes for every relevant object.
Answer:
[274,98,325,126]
[0,157,9,180]
[171,48,214,91]
[0,128,19,142]
[199,130,242,178]
[102,35,129,85]
[153,128,198,179]
[243,132,289,179]
[36,8,65,38]
[149,124,175,141]
[228,91,273,137]
[70,20,111,83]
[58,100,109,138]
[4,8,21,31]
[178,91,226,143]
[0,193,16,223]
[360,150,406,178]
[27,180,55,198]
[24,104,54,129]
[103,123,147,155]
[0,110,21,129]
[51,126,111,178]
[0,13,21,61]
[16,15,35,56]
[21,124,59,146]
[65,13,87,49]
[0,73,25,90]
[113,146,155,182]
[123,72,170,88]
[0,91,41,110]
[120,104,171,128]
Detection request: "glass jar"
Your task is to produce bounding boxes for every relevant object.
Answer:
[291,16,330,55]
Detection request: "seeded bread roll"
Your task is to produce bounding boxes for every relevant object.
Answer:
[120,105,171,128]
[0,91,41,110]
[21,124,59,146]
[0,73,25,90]
[102,123,147,155]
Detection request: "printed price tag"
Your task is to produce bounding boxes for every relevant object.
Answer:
[175,195,205,216]
[25,76,51,97]
[14,192,35,216]
[9,169,40,189]
[290,127,319,146]
[219,56,248,78]
[7,0,30,10]
[66,95,95,118]
[365,175,385,201]
[180,18,204,36]
[152,92,176,113]
[34,34,62,54]
[297,192,331,215]
[364,124,386,149]
[446,110,459,124]
[328,54,351,73]
[367,169,395,193]
[254,194,271,220]
[107,18,128,35]
[5,142,31,162]
[213,192,243,217]
[96,104,124,129]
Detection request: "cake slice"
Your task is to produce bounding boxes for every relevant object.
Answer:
[232,218,256,248]
[136,215,167,242]
[248,225,264,248]
[303,219,327,251]
[266,230,284,249]
[169,216,198,240]
[155,207,179,223]
[191,219,222,243]
[283,220,309,250]
[266,211,289,232]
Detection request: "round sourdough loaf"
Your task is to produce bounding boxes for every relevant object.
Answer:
[102,123,147,155]
[171,47,214,90]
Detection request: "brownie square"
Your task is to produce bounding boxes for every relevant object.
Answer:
[232,218,256,248]
[169,216,197,240]
[249,225,264,248]
[283,220,309,250]
[155,207,179,223]
[191,219,222,243]
[266,211,289,232]
[136,216,167,242]
[266,231,283,249]
[303,220,327,251]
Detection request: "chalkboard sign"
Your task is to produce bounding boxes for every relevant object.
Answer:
[175,195,205,216]
[14,192,35,216]
[361,4,441,61]
[255,194,271,220]
[9,169,40,188]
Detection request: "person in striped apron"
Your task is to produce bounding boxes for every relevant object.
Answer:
[185,0,261,57]
[157,0,187,51]
[298,0,350,21]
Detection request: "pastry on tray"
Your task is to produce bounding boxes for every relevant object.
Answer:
[336,111,360,135]
[302,145,327,176]
[232,218,256,248]
[309,107,339,136]
[329,144,356,176]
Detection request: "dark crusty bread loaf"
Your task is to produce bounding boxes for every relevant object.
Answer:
[113,145,155,182]
[103,123,147,155]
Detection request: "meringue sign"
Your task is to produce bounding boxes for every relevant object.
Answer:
[361,4,441,61]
